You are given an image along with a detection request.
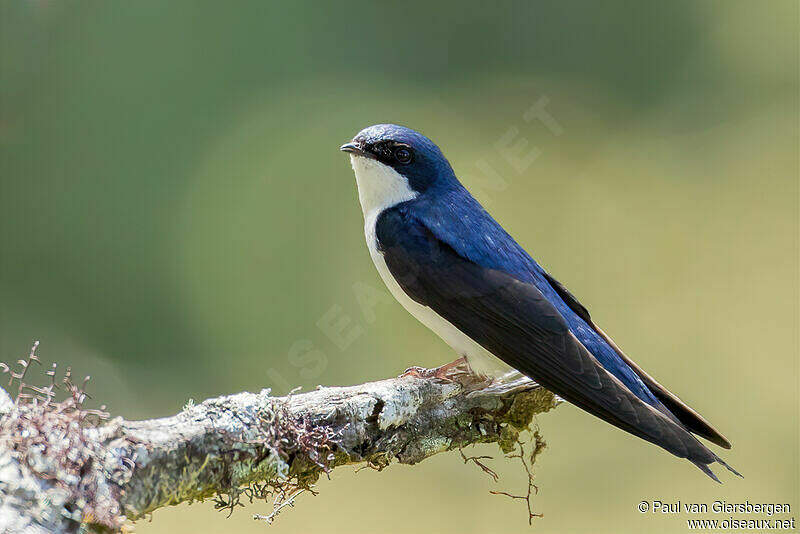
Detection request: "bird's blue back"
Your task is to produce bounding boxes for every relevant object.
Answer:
[410,175,660,406]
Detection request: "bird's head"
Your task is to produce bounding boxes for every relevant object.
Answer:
[341,124,455,214]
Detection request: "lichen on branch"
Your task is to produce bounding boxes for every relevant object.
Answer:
[0,346,559,533]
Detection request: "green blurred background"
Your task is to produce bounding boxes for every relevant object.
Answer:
[1,1,797,532]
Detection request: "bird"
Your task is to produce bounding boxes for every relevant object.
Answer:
[340,123,740,482]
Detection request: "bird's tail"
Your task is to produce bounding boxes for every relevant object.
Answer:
[693,453,742,483]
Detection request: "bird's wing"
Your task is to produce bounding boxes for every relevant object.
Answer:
[375,207,718,466]
[539,270,732,449]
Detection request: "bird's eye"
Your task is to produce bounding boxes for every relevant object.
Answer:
[394,147,412,164]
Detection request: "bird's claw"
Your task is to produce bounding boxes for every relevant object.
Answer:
[400,366,431,379]
[400,358,471,381]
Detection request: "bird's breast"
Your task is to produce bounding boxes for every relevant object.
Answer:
[363,210,514,379]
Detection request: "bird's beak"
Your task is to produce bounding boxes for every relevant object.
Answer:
[340,142,374,159]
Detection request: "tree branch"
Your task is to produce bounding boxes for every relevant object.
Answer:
[0,362,558,533]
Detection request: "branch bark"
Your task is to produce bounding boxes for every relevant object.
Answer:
[0,363,558,533]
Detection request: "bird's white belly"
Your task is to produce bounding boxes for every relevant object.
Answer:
[364,212,514,379]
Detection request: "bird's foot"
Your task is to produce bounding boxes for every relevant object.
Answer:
[400,357,470,381]
[400,366,431,379]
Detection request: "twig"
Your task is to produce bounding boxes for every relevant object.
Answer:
[253,488,308,524]
[489,434,547,525]
[459,448,499,482]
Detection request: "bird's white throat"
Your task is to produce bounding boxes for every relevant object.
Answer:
[349,155,418,220]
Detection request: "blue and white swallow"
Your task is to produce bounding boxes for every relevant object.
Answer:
[341,124,740,481]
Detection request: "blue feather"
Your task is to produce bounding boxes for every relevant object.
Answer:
[412,154,662,406]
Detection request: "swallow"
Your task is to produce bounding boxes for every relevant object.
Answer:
[341,124,739,481]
